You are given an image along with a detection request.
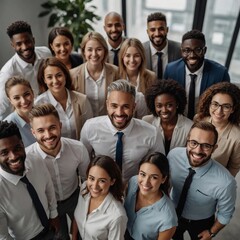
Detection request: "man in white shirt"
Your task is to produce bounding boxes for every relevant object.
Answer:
[80,79,165,183]
[104,11,126,66]
[0,121,59,240]
[26,103,90,240]
[0,20,51,120]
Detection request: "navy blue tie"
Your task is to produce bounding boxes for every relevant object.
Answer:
[156,52,163,79]
[187,74,197,120]
[111,49,119,66]
[176,168,196,217]
[21,175,49,228]
[115,132,124,170]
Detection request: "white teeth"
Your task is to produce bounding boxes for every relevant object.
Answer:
[9,160,21,166]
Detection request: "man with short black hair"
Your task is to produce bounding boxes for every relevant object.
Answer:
[143,12,181,78]
[0,120,59,239]
[0,20,51,119]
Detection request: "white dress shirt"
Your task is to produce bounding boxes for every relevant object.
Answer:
[74,182,127,240]
[80,116,165,183]
[0,157,57,240]
[0,47,51,120]
[85,64,106,117]
[35,89,76,139]
[26,137,90,201]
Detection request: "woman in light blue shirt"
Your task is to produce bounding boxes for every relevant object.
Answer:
[124,152,177,240]
[4,76,36,147]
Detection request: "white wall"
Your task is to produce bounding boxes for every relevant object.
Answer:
[0,0,49,68]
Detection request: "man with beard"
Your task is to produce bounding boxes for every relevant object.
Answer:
[168,121,236,240]
[164,29,230,119]
[143,12,181,78]
[0,121,60,239]
[0,21,51,120]
[26,103,90,240]
[104,11,126,66]
[80,79,165,184]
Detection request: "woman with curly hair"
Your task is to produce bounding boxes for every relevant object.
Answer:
[143,79,193,154]
[72,155,127,240]
[195,82,240,176]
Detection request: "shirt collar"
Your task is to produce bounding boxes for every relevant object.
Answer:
[0,165,29,185]
[36,138,63,159]
[185,62,204,76]
[150,40,168,56]
[106,37,124,51]
[12,111,28,128]
[46,89,71,107]
[106,117,135,136]
[84,63,105,82]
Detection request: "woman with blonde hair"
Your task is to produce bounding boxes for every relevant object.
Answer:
[70,31,119,117]
[118,38,156,95]
[36,57,93,140]
[195,82,240,176]
[4,76,36,147]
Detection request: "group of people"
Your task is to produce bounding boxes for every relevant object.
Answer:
[0,9,239,240]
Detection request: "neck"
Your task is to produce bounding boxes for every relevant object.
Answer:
[109,37,122,49]
[40,140,61,158]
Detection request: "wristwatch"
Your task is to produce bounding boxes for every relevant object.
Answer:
[208,229,216,238]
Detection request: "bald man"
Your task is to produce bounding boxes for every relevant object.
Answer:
[104,11,126,66]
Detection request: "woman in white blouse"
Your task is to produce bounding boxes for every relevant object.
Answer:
[36,57,93,140]
[4,76,36,147]
[70,31,119,117]
[143,79,193,154]
[72,155,127,240]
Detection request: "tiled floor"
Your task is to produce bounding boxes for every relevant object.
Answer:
[185,173,240,240]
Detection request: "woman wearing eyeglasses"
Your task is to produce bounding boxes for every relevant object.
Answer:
[195,82,240,177]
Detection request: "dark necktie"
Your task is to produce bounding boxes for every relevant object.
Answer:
[187,74,197,119]
[156,52,163,79]
[21,175,49,228]
[115,132,124,170]
[176,168,196,217]
[111,49,119,66]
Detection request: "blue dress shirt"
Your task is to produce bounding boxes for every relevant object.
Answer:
[167,147,236,225]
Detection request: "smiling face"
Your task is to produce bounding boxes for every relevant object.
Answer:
[11,32,35,64]
[147,20,168,51]
[187,127,217,167]
[106,90,136,130]
[43,66,66,95]
[84,39,105,66]
[209,93,234,126]
[50,35,73,61]
[0,135,25,176]
[87,165,115,201]
[138,162,166,197]
[181,39,206,72]
[8,84,34,117]
[123,46,142,73]
[31,114,62,156]
[104,14,124,43]
[154,93,178,123]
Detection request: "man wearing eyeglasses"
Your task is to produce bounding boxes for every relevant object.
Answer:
[167,121,236,240]
[164,29,230,120]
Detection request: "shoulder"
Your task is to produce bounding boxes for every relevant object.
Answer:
[25,142,38,155]
[133,118,156,131]
[142,114,155,124]
[108,195,127,218]
[70,63,85,76]
[168,39,181,48]
[166,58,183,68]
[104,62,119,72]
[168,147,185,159]
[61,137,86,149]
[142,41,150,49]
[70,52,83,67]
[70,90,87,100]
[204,59,227,71]
[35,46,51,57]
[83,116,107,127]
[143,69,157,79]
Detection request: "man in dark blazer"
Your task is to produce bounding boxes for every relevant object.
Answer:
[143,12,181,78]
[164,29,230,119]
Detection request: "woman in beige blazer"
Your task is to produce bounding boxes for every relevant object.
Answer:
[195,82,240,177]
[118,38,157,96]
[36,57,93,140]
[70,31,119,117]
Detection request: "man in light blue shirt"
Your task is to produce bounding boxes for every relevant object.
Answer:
[167,121,236,240]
